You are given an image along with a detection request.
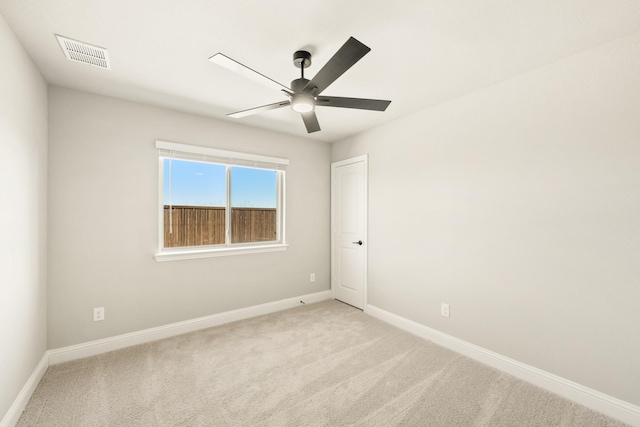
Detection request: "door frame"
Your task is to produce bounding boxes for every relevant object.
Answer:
[331,154,368,309]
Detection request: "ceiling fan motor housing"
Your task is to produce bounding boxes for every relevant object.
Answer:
[290,77,316,113]
[291,78,310,93]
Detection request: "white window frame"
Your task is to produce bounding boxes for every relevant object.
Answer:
[154,140,288,262]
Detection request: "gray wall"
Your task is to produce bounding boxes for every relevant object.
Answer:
[48,87,330,348]
[0,15,48,418]
[332,33,640,405]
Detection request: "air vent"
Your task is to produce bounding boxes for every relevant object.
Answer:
[56,35,111,70]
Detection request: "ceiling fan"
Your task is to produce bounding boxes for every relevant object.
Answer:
[209,37,391,133]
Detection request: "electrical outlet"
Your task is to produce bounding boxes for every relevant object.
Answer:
[441,303,450,318]
[93,307,105,322]
[310,273,316,283]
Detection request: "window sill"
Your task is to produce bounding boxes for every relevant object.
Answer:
[154,243,288,262]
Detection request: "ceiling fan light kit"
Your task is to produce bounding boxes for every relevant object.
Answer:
[291,93,315,113]
[209,37,391,133]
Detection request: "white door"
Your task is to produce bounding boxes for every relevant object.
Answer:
[331,155,367,309]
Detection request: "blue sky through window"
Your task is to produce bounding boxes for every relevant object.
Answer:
[163,159,276,208]
[231,167,276,208]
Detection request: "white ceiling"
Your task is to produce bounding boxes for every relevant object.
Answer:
[2,0,640,142]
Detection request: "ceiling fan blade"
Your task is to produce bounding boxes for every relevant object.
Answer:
[209,53,290,93]
[316,96,391,111]
[228,100,291,119]
[301,111,321,133]
[303,37,371,95]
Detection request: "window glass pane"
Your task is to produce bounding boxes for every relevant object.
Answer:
[163,159,226,248]
[230,167,277,243]
[163,159,226,206]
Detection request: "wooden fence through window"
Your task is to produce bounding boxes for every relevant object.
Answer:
[163,205,277,247]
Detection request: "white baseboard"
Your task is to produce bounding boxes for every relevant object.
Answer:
[365,304,640,427]
[49,290,331,365]
[0,353,48,427]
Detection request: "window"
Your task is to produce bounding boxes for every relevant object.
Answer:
[155,141,288,261]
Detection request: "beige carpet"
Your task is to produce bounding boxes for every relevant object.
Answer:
[18,300,628,426]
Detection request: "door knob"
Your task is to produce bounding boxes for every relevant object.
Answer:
[352,240,363,245]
